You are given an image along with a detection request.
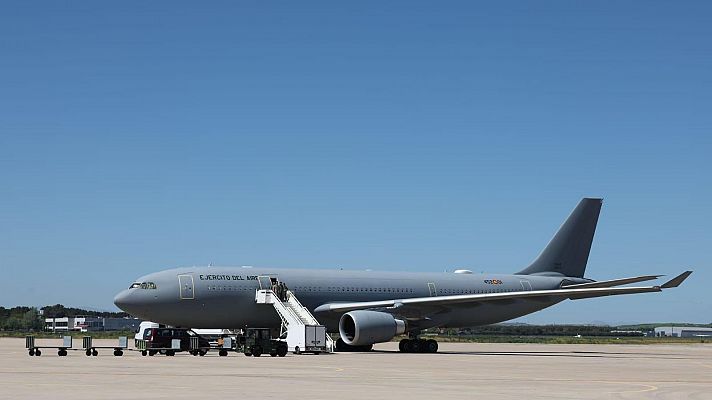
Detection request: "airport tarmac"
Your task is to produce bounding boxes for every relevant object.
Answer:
[1,338,711,399]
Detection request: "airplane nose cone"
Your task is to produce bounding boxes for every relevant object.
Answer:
[113,290,133,312]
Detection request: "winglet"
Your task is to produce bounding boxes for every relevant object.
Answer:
[661,271,693,288]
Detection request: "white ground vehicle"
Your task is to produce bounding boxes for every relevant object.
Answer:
[288,325,327,354]
[134,321,159,346]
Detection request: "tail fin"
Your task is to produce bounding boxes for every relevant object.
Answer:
[517,198,602,278]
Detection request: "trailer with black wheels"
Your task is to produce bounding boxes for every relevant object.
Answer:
[187,335,233,356]
[82,336,129,356]
[26,335,74,357]
[26,335,128,357]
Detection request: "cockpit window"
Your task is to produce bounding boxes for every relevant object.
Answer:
[130,282,157,290]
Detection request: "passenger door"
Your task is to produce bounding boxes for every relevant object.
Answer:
[178,274,195,299]
[257,275,273,291]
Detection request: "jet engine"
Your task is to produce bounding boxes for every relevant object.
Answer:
[338,310,406,346]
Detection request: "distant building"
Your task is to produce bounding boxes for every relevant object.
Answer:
[73,316,104,331]
[45,316,142,332]
[45,317,72,332]
[654,326,712,338]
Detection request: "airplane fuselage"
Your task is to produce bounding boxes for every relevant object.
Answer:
[114,266,575,332]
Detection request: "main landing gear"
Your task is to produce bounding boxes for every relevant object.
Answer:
[399,338,438,353]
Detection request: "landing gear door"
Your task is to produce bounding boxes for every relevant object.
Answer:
[178,274,195,300]
[257,276,273,291]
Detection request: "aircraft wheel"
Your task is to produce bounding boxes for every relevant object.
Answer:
[29,349,35,356]
[399,339,409,352]
[244,352,252,357]
[294,346,300,355]
[219,349,228,357]
[85,349,92,357]
[199,350,206,356]
[270,351,277,357]
[92,349,98,357]
[149,350,157,356]
[141,350,148,356]
[35,349,41,356]
[426,339,438,353]
[58,349,67,357]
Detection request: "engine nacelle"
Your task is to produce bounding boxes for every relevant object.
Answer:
[339,311,406,346]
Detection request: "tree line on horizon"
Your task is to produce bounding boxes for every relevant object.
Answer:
[0,305,130,331]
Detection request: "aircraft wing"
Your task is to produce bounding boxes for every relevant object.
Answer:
[313,271,692,314]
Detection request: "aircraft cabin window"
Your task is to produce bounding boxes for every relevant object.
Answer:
[129,283,141,289]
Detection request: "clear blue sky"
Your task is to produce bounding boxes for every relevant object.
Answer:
[1,1,710,324]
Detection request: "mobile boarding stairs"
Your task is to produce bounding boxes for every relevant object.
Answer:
[255,278,334,354]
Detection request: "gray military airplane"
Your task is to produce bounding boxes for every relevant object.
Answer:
[114,198,692,352]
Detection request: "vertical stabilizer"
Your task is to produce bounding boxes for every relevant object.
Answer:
[517,198,602,278]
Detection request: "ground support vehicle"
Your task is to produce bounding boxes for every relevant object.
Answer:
[287,325,327,354]
[243,328,288,357]
[139,328,210,356]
